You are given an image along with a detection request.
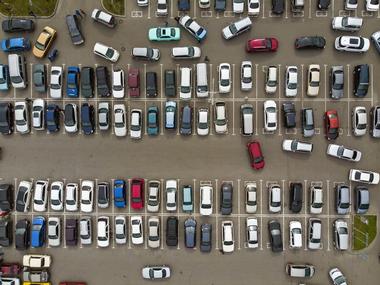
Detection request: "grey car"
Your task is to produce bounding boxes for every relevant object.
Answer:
[370,106,380,138]
[371,30,380,54]
[180,105,192,135]
[184,217,196,248]
[336,184,350,215]
[330,66,344,99]
[23,269,49,282]
[33,64,46,93]
[355,186,369,214]
[220,182,233,215]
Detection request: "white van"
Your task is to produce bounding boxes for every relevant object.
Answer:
[286,264,315,278]
[196,63,208,98]
[8,54,27,89]
[240,104,254,136]
[180,67,192,100]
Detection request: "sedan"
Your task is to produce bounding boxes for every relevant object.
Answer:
[50,66,63,99]
[33,180,48,212]
[65,183,79,211]
[14,101,30,134]
[131,178,144,209]
[329,268,347,285]
[246,218,258,249]
[64,103,78,133]
[114,104,127,137]
[247,141,265,170]
[245,182,257,213]
[218,63,231,93]
[285,66,298,97]
[148,27,180,41]
[268,220,283,252]
[66,66,80,97]
[132,47,160,61]
[327,144,361,162]
[366,0,380,11]
[31,216,46,248]
[142,266,171,280]
[289,221,302,248]
[32,99,45,130]
[248,0,260,15]
[148,217,160,248]
[130,109,142,139]
[335,36,370,52]
[47,217,60,247]
[264,100,277,132]
[282,139,313,153]
[324,109,339,140]
[131,216,144,245]
[349,169,379,185]
[246,38,278,52]
[307,64,320,96]
[200,223,212,252]
[295,36,326,49]
[165,180,177,212]
[147,106,159,136]
[330,66,344,99]
[333,219,349,250]
[352,106,367,136]
[240,61,252,91]
[184,218,196,248]
[165,101,177,130]
[178,15,207,42]
[197,107,209,136]
[371,30,380,53]
[81,104,94,135]
[50,181,64,211]
[32,26,56,58]
[114,179,126,208]
[222,221,234,253]
[80,180,94,213]
[115,216,127,245]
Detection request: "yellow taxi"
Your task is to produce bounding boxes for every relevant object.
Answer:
[23,282,51,285]
[32,26,56,58]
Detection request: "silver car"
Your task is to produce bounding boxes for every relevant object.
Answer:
[148,216,160,249]
[147,180,160,212]
[98,102,110,131]
[47,217,60,247]
[80,217,92,245]
[32,99,45,130]
[115,215,127,245]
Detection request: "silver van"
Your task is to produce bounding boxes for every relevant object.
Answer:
[240,104,254,136]
[332,17,363,32]
[180,67,192,100]
[286,264,315,278]
[196,63,208,98]
[8,54,27,89]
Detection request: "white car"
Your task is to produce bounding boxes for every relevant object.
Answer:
[80,217,92,245]
[345,0,358,10]
[1,277,20,285]
[50,66,63,98]
[265,65,278,94]
[264,100,277,132]
[308,218,322,250]
[269,184,281,213]
[282,139,313,153]
[241,61,252,91]
[47,217,60,247]
[114,104,127,137]
[98,102,110,131]
[352,106,367,136]
[97,216,110,248]
[65,183,78,211]
[142,266,171,280]
[115,215,127,245]
[131,216,144,245]
[199,0,210,8]
[93,42,120,62]
[307,64,320,96]
[197,107,209,136]
[137,0,148,6]
[14,101,30,134]
[248,0,260,15]
[285,66,298,97]
[147,180,160,212]
[130,109,142,139]
[333,219,349,250]
[222,221,235,253]
[310,185,323,214]
[32,99,45,130]
[156,0,168,16]
[50,181,64,211]
[148,216,160,249]
[23,255,52,268]
[132,47,160,61]
[335,36,370,53]
[332,17,363,32]
[214,102,228,134]
[366,0,379,11]
[289,221,302,249]
[327,144,362,162]
[218,63,231,93]
[245,182,257,213]
[233,0,245,13]
[200,183,213,216]
[165,179,177,211]
[80,180,94,213]
[64,103,78,133]
[329,268,347,285]
[246,217,258,249]
[112,68,125,98]
[33,180,48,212]
[178,15,207,42]
[222,17,252,40]
[349,169,380,185]
[171,46,201,59]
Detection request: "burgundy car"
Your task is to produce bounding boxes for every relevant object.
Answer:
[246,38,279,52]
[324,109,339,140]
[1,263,22,275]
[128,68,140,97]
[247,141,265,170]
[131,178,144,210]
[65,218,78,246]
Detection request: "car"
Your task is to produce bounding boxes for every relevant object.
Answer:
[248,0,260,15]
[272,0,285,14]
[31,99,45,131]
[310,185,323,214]
[146,106,159,136]
[114,179,126,208]
[111,68,124,98]
[232,0,245,13]
[142,266,171,280]
[268,220,283,252]
[0,220,12,247]
[97,182,109,209]
[130,109,142,139]
[93,42,119,62]
[349,169,380,185]
[353,64,369,97]
[22,255,51,268]
[222,16,252,39]
[318,0,330,9]
[329,268,347,285]
[295,36,326,49]
[80,217,92,245]
[370,106,380,138]
[80,180,94,213]
[96,66,111,97]
[355,186,369,214]
[148,216,160,248]
[165,179,177,211]
[220,182,233,215]
[147,180,160,212]
[199,0,210,8]
[245,182,257,213]
[148,27,180,41]
[335,36,370,52]
[114,104,127,137]
[366,0,380,11]
[352,104,367,131]
[50,66,63,99]
[246,218,258,249]
[97,216,110,248]
[0,64,10,91]
[324,109,339,140]
[182,185,193,212]
[15,180,33,212]
[307,64,320,96]
[246,38,278,52]
[14,101,30,134]
[23,269,50,283]
[15,219,30,250]
[327,144,362,162]
[0,277,20,285]
[81,103,95,135]
[164,69,176,97]
[66,14,84,45]
[291,0,305,12]
[137,0,149,7]
[240,104,254,136]
[282,102,296,128]
[131,178,144,209]
[91,8,116,27]
[2,18,34,32]
[131,216,144,245]
[0,184,13,216]
[371,30,380,53]
[214,0,227,11]
[32,26,56,58]
[132,47,160,61]
[333,219,349,250]
[1,263,22,276]
[214,101,228,134]
[127,67,140,97]
[282,139,313,153]
[178,0,191,10]
[346,0,358,9]
[64,103,78,133]
[115,216,127,244]
[269,184,281,213]
[336,184,350,215]
[330,66,344,99]
[197,107,209,136]
[332,16,363,32]
[289,221,302,248]
[265,66,278,94]
[247,141,265,170]
[180,105,192,135]
[32,180,48,212]
[1,37,30,52]
[308,218,322,249]
[222,221,234,253]
[171,46,201,59]
[157,0,168,15]
[0,102,13,134]
[178,15,207,42]
[200,183,213,216]
[81,66,94,98]
[47,217,60,247]
[184,218,196,248]
[31,216,46,247]
[286,264,315,278]
[264,100,277,132]
[65,183,79,211]
[285,66,298,97]
[301,108,314,138]
[32,64,46,93]
[165,101,177,130]
[240,61,252,91]
[98,102,110,131]
[289,183,303,213]
[166,216,178,246]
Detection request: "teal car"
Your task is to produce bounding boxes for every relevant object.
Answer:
[148,27,180,41]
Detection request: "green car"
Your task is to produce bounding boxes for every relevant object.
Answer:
[148,27,181,41]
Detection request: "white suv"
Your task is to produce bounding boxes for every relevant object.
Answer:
[112,68,125,98]
[93,42,120,62]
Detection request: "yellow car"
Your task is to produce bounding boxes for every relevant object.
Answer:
[32,26,56,58]
[23,282,51,285]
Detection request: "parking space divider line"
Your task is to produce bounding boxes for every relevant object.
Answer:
[160,178,164,250]
[215,178,219,250]
[259,179,263,250]
[237,178,241,250]
[326,179,330,251]
[193,178,197,214]
[232,64,235,135]
[324,64,327,112]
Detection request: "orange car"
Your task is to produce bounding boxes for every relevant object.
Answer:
[32,26,56,58]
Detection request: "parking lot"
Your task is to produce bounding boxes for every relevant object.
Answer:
[1,0,380,284]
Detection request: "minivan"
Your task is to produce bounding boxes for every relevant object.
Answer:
[165,69,176,97]
[91,9,116,28]
[353,64,369,97]
[286,264,315,278]
[196,63,208,98]
[146,71,157,97]
[301,108,315,137]
[240,104,254,136]
[180,67,191,100]
[65,14,84,45]
[8,54,27,88]
[180,105,192,135]
[355,185,369,214]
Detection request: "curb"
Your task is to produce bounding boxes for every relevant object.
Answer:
[100,0,126,18]
[0,0,61,19]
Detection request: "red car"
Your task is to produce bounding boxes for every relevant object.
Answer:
[247,141,265,170]
[128,68,140,97]
[131,178,144,209]
[1,263,22,275]
[324,109,339,140]
[246,38,278,52]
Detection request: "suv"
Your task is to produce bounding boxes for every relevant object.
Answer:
[282,102,296,128]
[81,103,95,135]
[166,216,178,246]
[164,69,176,97]
[81,66,94,98]
[220,182,233,215]
[96,66,110,97]
[353,64,369,97]
[65,218,78,246]
[0,102,13,135]
[370,106,380,138]
[289,183,303,213]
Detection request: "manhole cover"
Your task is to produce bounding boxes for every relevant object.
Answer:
[121,47,126,51]
[119,19,123,24]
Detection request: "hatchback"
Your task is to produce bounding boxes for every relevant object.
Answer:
[130,109,142,139]
[247,141,265,170]
[324,109,339,140]
[114,179,126,208]
[131,178,144,209]
[184,218,196,248]
[115,216,127,244]
[178,15,207,42]
[246,38,278,52]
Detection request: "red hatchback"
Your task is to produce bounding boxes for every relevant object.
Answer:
[1,263,22,276]
[128,68,140,97]
[246,38,278,52]
[324,109,339,140]
[131,178,144,209]
[247,141,265,170]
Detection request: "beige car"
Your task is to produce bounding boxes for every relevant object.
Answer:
[307,64,320,96]
[33,26,56,58]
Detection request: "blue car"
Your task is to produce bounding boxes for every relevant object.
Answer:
[31,216,46,248]
[0,37,30,52]
[81,103,95,135]
[147,106,159,135]
[67,66,80,97]
[0,64,10,91]
[114,179,126,208]
[46,104,60,133]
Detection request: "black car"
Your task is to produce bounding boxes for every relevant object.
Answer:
[33,64,47,93]
[268,220,283,252]
[81,103,95,135]
[295,36,326,49]
[289,183,303,213]
[272,0,285,14]
[215,0,227,11]
[65,218,78,246]
[220,182,233,215]
[64,103,77,131]
[146,72,158,97]
[96,66,111,97]
[166,216,178,247]
[353,64,369,97]
[0,220,12,247]
[178,0,190,11]
[15,219,30,250]
[97,182,109,208]
[65,14,84,45]
[81,66,94,98]
[200,223,212,252]
[46,104,60,133]
[0,184,13,215]
[282,102,296,128]
[180,105,192,135]
[184,218,196,248]
[2,19,34,32]
[0,102,14,135]
[317,0,330,10]
[164,69,176,97]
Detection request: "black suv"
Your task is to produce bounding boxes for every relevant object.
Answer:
[0,102,13,135]
[81,67,94,98]
[2,19,34,32]
[164,69,176,97]
[65,14,84,45]
[353,64,369,97]
[0,220,12,247]
[272,0,285,14]
[146,71,158,97]
[282,102,296,128]
[0,184,13,215]
[166,216,178,246]
[96,66,110,97]
[220,182,233,215]
[289,183,303,213]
